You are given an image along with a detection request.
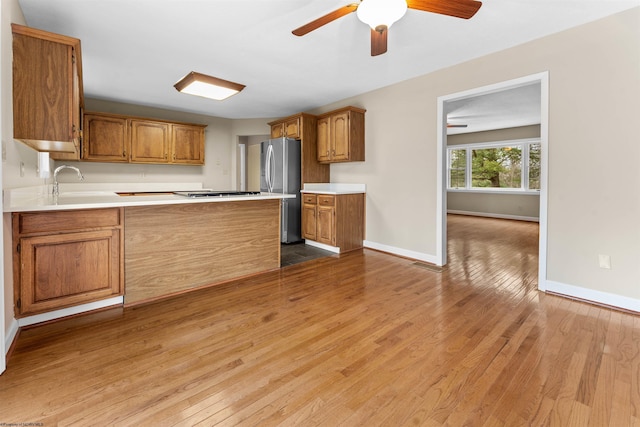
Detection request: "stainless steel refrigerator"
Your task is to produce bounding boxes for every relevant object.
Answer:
[260,137,301,243]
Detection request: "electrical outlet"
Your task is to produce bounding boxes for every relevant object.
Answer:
[598,254,611,269]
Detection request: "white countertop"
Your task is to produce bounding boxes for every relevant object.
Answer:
[301,183,366,195]
[4,183,295,213]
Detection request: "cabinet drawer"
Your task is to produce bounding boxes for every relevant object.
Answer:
[15,208,123,234]
[302,194,317,204]
[318,195,335,206]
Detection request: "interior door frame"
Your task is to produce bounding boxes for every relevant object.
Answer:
[436,71,550,291]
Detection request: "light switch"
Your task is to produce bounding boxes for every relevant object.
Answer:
[598,254,611,269]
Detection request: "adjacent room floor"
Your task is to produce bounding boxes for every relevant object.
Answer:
[280,241,335,267]
[1,215,638,426]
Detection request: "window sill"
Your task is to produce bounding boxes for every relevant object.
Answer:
[447,189,540,196]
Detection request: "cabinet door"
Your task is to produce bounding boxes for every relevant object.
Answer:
[18,229,123,316]
[171,124,204,165]
[271,123,284,139]
[302,203,317,240]
[130,120,169,163]
[285,118,300,138]
[83,114,129,162]
[331,111,350,161]
[317,205,335,246]
[12,27,80,154]
[50,45,83,161]
[317,117,330,162]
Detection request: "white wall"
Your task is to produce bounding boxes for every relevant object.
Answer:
[312,8,640,305]
[2,0,26,364]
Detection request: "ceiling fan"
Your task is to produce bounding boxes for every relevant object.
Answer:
[292,0,482,56]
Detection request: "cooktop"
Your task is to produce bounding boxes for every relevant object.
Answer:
[173,190,262,198]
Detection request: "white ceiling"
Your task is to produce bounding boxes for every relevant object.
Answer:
[445,82,541,134]
[18,0,639,128]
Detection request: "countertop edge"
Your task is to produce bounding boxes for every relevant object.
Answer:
[4,193,295,213]
[300,190,366,195]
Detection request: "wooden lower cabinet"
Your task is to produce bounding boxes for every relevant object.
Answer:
[302,196,318,241]
[301,192,365,252]
[12,208,124,317]
[317,204,335,246]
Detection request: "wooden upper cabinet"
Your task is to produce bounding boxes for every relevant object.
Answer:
[284,117,300,138]
[171,124,205,165]
[268,112,329,185]
[83,113,129,162]
[317,106,366,163]
[81,112,205,165]
[130,120,170,163]
[11,24,84,159]
[330,112,350,161]
[270,123,284,139]
[317,117,330,163]
[269,117,301,139]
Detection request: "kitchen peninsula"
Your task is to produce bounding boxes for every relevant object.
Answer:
[6,184,294,320]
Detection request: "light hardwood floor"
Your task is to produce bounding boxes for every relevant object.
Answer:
[1,215,638,426]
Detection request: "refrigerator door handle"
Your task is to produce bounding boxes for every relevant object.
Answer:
[268,144,275,193]
[265,144,273,193]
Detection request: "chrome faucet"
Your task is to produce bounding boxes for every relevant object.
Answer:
[52,165,84,195]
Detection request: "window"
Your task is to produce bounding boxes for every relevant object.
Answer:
[448,139,540,192]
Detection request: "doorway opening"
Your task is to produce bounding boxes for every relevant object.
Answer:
[437,72,549,291]
[237,135,268,192]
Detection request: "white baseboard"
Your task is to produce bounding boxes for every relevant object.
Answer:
[304,239,340,253]
[363,240,438,265]
[17,296,124,328]
[447,210,539,222]
[5,318,19,356]
[545,280,640,312]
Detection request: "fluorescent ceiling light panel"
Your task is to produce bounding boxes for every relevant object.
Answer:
[174,71,245,101]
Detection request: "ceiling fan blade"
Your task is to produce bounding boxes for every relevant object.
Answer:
[407,0,482,19]
[371,26,388,56]
[292,3,359,36]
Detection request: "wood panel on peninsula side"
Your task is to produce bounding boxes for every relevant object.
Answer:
[124,199,280,305]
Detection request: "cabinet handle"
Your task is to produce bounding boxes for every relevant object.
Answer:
[173,153,176,160]
[165,153,168,159]
[122,151,126,157]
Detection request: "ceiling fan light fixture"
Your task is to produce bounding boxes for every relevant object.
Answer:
[174,71,245,101]
[356,0,408,30]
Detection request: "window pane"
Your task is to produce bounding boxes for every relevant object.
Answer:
[471,147,522,188]
[448,149,466,188]
[528,143,541,190]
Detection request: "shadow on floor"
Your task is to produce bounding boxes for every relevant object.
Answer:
[281,242,334,267]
